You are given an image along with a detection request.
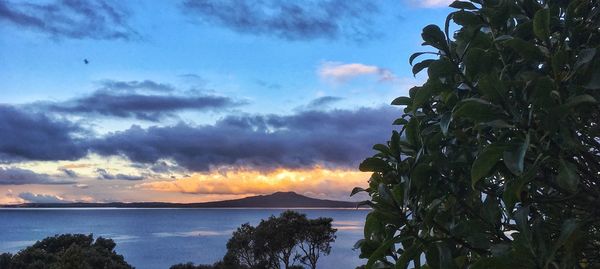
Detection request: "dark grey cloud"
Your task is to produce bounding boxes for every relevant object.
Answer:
[0,105,88,162]
[180,0,379,42]
[18,192,67,203]
[98,80,176,93]
[90,106,398,171]
[0,0,138,40]
[305,96,343,110]
[96,168,144,181]
[59,168,78,178]
[0,167,74,185]
[45,89,244,121]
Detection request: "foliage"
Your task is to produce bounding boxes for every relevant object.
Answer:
[297,218,337,269]
[355,0,600,268]
[0,234,133,269]
[185,210,337,269]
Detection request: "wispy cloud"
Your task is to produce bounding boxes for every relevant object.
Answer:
[0,167,75,185]
[41,79,246,121]
[18,192,69,203]
[318,62,397,83]
[180,0,379,42]
[96,168,144,181]
[406,0,453,8]
[0,0,138,40]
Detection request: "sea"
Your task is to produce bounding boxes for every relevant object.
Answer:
[0,208,369,269]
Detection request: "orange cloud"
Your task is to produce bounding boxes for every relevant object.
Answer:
[139,167,369,199]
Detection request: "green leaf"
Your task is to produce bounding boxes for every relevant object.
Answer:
[503,134,530,175]
[440,113,452,136]
[574,48,596,69]
[471,144,505,187]
[363,212,382,239]
[449,1,477,10]
[453,98,507,123]
[359,158,391,172]
[533,8,550,41]
[545,219,579,266]
[427,59,456,79]
[409,52,437,65]
[366,236,403,269]
[391,96,412,106]
[557,158,579,193]
[478,74,505,102]
[452,10,482,26]
[396,243,422,269]
[412,59,435,76]
[393,118,408,125]
[391,184,404,208]
[436,242,458,269]
[531,76,555,108]
[421,24,448,52]
[564,94,597,108]
[351,187,367,197]
[504,38,544,61]
[412,85,433,110]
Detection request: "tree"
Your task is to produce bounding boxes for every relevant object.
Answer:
[2,234,133,269]
[221,211,337,269]
[355,0,600,268]
[298,218,337,269]
[226,223,264,269]
[255,211,309,269]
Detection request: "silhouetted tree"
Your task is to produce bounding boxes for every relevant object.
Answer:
[211,210,337,269]
[226,223,263,268]
[1,234,132,269]
[298,218,336,269]
[255,211,309,269]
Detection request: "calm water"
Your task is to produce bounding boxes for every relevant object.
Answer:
[0,208,369,269]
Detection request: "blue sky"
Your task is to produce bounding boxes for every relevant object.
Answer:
[0,0,453,204]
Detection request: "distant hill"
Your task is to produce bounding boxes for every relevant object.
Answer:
[2,192,360,208]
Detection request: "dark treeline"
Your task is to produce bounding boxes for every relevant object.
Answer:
[171,211,337,269]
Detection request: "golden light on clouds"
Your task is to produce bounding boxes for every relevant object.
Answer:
[139,166,370,198]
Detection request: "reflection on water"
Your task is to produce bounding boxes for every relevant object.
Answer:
[0,208,368,269]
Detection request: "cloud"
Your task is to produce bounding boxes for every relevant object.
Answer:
[0,167,74,185]
[319,62,397,83]
[305,96,343,110]
[90,106,398,171]
[406,0,453,8]
[18,192,68,203]
[0,0,138,40]
[59,168,78,178]
[98,80,176,93]
[180,0,379,42]
[254,80,282,90]
[44,88,244,121]
[96,168,144,181]
[140,166,369,199]
[0,105,88,162]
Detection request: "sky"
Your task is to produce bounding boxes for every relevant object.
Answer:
[0,0,453,204]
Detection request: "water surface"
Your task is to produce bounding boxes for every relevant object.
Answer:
[0,208,368,269]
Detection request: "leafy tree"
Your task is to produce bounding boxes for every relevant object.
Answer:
[298,218,337,269]
[2,234,133,269]
[226,223,265,268]
[255,211,309,269]
[355,0,600,268]
[220,210,337,269]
